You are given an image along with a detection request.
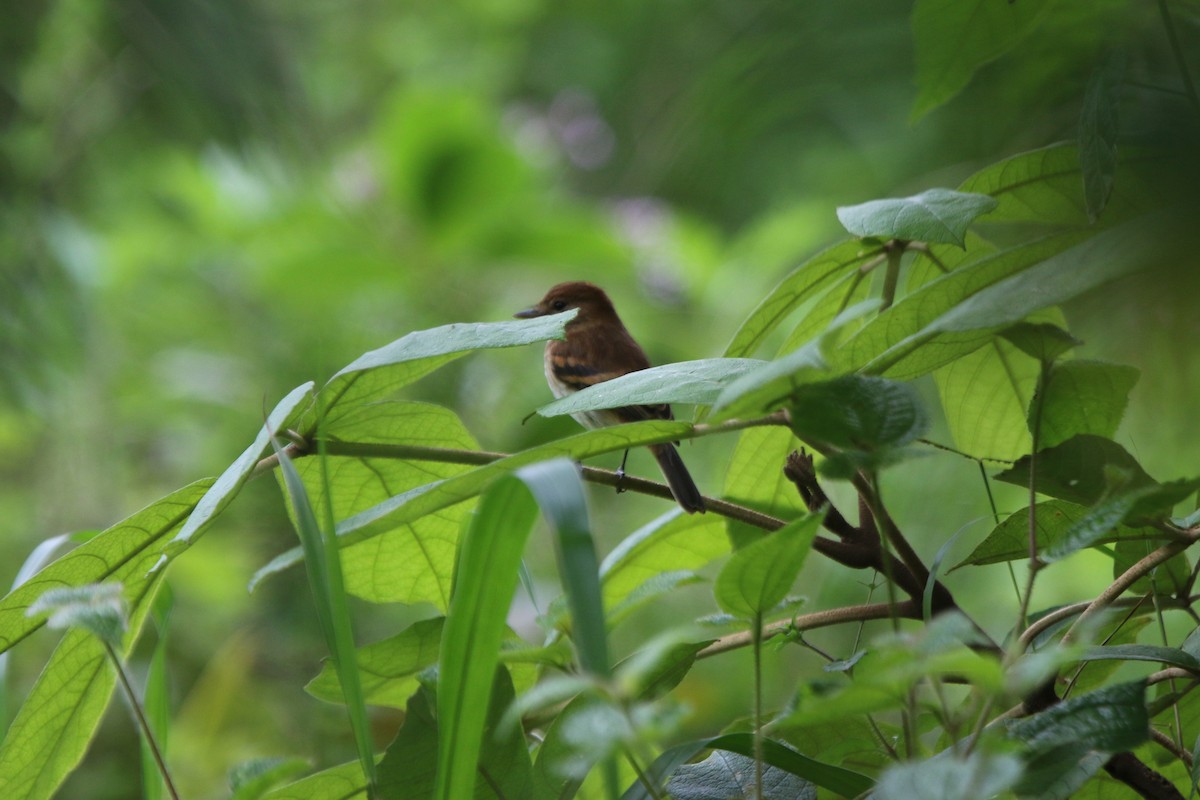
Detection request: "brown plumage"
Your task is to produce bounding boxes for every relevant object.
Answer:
[515,281,705,513]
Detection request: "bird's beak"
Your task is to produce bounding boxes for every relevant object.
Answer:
[514,306,543,319]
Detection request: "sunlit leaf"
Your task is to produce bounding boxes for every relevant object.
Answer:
[0,481,212,657]
[935,337,1038,462]
[600,509,729,614]
[252,420,695,587]
[288,401,481,607]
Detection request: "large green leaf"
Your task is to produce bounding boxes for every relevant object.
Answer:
[377,671,533,800]
[259,760,369,800]
[0,481,212,657]
[834,231,1087,378]
[836,189,997,247]
[723,239,885,359]
[665,749,814,800]
[1036,360,1138,448]
[911,0,1058,120]
[1009,680,1149,796]
[935,336,1039,462]
[308,617,444,707]
[787,375,928,452]
[436,469,539,800]
[625,733,873,800]
[273,434,378,794]
[857,213,1173,378]
[722,426,809,521]
[875,749,1022,800]
[994,435,1154,507]
[436,459,593,800]
[168,382,314,551]
[319,312,574,420]
[536,359,765,419]
[1079,53,1124,224]
[0,568,172,799]
[953,499,1156,570]
[599,509,729,614]
[714,514,820,618]
[288,401,481,607]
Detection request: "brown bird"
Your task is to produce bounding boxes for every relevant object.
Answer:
[515,281,705,514]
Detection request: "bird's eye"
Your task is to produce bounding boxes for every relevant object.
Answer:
[552,300,567,310]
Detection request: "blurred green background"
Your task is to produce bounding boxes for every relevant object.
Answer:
[3,0,1197,796]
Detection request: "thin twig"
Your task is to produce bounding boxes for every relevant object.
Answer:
[698,601,919,658]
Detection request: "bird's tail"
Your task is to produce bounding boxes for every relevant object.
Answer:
[650,443,706,514]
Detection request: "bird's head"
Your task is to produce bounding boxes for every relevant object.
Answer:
[514,281,618,324]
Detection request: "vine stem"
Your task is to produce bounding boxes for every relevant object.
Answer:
[104,642,181,800]
[752,611,764,800]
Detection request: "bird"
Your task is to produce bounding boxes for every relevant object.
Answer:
[514,281,706,514]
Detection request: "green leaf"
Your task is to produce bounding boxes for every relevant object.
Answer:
[709,339,828,421]
[258,760,369,800]
[1078,645,1200,673]
[1042,485,1186,562]
[875,750,1023,800]
[306,617,444,708]
[722,426,810,521]
[836,189,998,247]
[994,434,1155,506]
[1114,539,1190,597]
[1009,679,1149,756]
[934,336,1038,462]
[723,239,884,359]
[954,500,1155,569]
[957,143,1089,226]
[522,459,610,678]
[867,217,1173,379]
[536,359,766,418]
[321,313,574,418]
[0,480,212,657]
[666,749,814,799]
[999,322,1081,363]
[379,672,532,800]
[911,0,1058,120]
[600,509,729,615]
[229,757,311,800]
[253,420,694,587]
[289,401,481,607]
[1036,360,1139,448]
[837,230,1089,378]
[436,460,588,800]
[775,273,875,356]
[273,432,378,794]
[714,514,820,618]
[1080,52,1124,224]
[625,733,873,800]
[0,570,169,799]
[787,376,928,452]
[26,583,128,647]
[168,382,314,551]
